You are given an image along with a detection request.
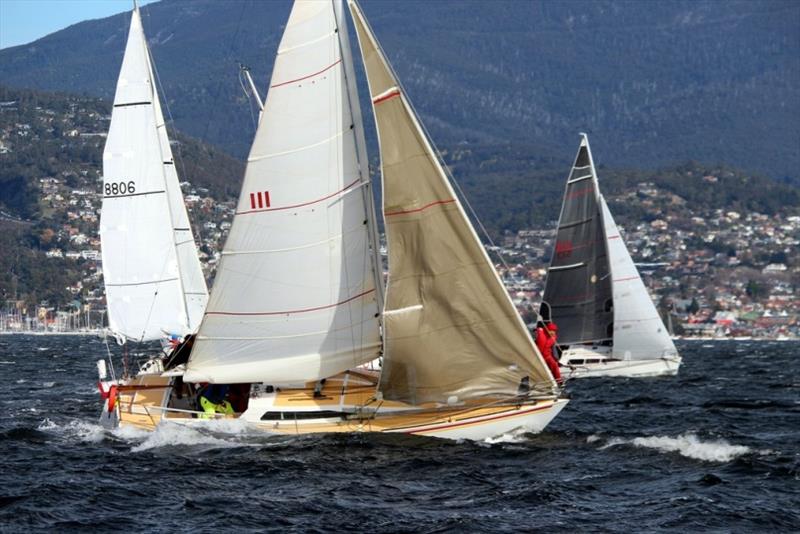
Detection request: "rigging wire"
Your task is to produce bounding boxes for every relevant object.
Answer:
[351,1,513,274]
[237,67,258,133]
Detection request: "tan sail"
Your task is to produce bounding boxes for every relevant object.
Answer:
[348,1,556,404]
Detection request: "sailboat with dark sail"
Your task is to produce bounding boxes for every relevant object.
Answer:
[540,134,681,378]
[99,0,567,440]
[97,1,208,419]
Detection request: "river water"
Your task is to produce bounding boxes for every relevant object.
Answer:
[0,336,797,531]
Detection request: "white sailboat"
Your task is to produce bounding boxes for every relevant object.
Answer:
[98,2,208,399]
[541,134,681,378]
[104,0,567,441]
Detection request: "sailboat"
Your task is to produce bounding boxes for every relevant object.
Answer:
[97,1,208,418]
[101,0,567,441]
[540,134,681,378]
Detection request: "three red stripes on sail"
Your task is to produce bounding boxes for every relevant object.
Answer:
[249,191,271,210]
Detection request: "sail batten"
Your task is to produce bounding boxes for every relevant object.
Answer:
[184,0,380,385]
[348,0,555,404]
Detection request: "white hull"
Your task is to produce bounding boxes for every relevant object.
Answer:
[560,345,681,378]
[155,399,568,441]
[387,398,569,440]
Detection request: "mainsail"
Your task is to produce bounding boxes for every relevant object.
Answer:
[600,195,678,360]
[101,6,206,342]
[349,0,556,404]
[184,0,381,384]
[542,135,613,345]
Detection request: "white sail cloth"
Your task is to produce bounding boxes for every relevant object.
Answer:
[349,0,556,404]
[600,196,678,360]
[185,0,380,384]
[101,7,204,342]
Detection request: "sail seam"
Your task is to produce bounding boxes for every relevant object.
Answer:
[248,128,346,162]
[205,288,375,316]
[236,178,360,215]
[222,228,363,255]
[198,320,381,341]
[106,277,179,287]
[384,199,456,217]
[613,276,639,282]
[103,190,166,199]
[277,30,336,55]
[567,174,593,184]
[270,58,342,88]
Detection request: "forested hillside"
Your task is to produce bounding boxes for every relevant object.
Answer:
[0,0,796,182]
[0,86,243,220]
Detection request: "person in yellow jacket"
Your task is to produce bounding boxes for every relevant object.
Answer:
[198,384,234,419]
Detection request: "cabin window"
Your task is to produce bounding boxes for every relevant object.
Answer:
[569,359,584,365]
[260,410,345,421]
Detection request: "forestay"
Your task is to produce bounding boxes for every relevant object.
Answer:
[101,7,190,342]
[185,0,381,384]
[600,196,678,360]
[349,0,556,404]
[542,135,613,345]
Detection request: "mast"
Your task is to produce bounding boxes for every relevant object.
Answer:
[332,0,385,316]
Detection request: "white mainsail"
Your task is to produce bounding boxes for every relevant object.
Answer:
[184,0,381,384]
[101,6,205,342]
[600,195,678,361]
[349,0,556,404]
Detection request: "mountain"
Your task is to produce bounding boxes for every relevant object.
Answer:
[0,0,797,182]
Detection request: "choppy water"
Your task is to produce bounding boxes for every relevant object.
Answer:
[0,336,798,532]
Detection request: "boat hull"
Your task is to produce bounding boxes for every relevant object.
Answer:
[106,372,567,441]
[560,345,681,378]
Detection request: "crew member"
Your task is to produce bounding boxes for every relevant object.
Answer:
[198,384,234,418]
[535,321,562,383]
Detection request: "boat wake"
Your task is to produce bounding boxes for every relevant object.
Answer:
[589,432,756,462]
[126,419,259,453]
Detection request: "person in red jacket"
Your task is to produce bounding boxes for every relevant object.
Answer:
[535,321,562,383]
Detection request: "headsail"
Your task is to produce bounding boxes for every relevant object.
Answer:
[348,0,556,404]
[150,65,208,332]
[542,135,613,345]
[184,0,381,384]
[600,195,678,360]
[101,6,195,342]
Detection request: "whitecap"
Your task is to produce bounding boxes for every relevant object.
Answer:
[0,361,16,364]
[130,421,242,453]
[591,432,752,462]
[41,381,56,388]
[483,427,531,444]
[630,433,751,462]
[37,418,106,443]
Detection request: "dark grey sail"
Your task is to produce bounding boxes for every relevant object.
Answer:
[541,134,613,345]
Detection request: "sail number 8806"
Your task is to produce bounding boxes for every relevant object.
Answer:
[104,181,136,196]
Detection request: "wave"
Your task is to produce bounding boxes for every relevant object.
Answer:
[129,418,257,453]
[589,432,754,462]
[37,418,106,443]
